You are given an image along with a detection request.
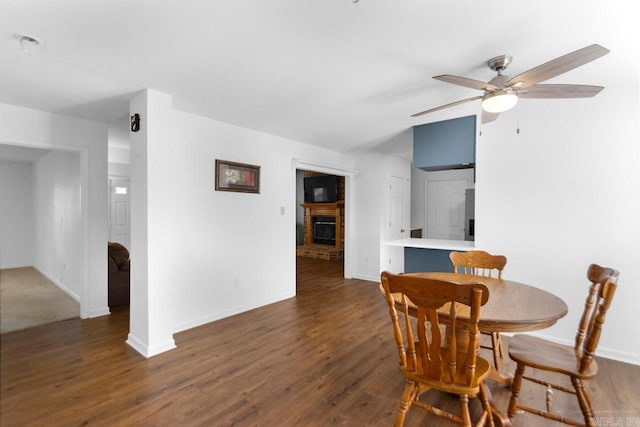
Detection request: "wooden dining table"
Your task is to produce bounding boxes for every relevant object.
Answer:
[392,271,569,381]
[384,271,569,426]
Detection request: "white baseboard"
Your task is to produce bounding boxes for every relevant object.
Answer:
[0,263,33,269]
[172,290,296,334]
[510,331,640,367]
[351,273,379,282]
[127,333,176,358]
[87,307,110,318]
[33,265,80,302]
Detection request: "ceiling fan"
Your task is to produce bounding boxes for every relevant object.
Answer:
[411,44,610,124]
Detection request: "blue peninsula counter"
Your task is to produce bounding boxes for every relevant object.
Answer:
[385,238,476,273]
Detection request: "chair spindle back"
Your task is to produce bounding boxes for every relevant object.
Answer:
[575,263,619,373]
[380,271,489,387]
[450,250,507,278]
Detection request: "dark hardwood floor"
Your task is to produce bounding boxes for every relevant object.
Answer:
[1,257,639,426]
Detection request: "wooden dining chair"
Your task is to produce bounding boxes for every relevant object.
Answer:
[380,271,494,427]
[507,264,619,426]
[450,250,507,374]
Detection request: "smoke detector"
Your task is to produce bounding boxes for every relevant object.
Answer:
[18,34,44,53]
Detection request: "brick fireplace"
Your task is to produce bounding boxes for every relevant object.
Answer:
[297,201,344,260]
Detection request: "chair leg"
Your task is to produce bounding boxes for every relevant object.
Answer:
[508,364,525,419]
[395,381,419,427]
[571,377,595,427]
[490,332,502,372]
[477,383,495,427]
[459,394,471,427]
[496,332,504,358]
[578,377,594,416]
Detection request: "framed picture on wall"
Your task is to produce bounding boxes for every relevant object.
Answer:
[215,159,260,193]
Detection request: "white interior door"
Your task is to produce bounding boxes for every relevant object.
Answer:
[425,169,473,240]
[387,176,408,273]
[109,177,131,249]
[389,176,407,240]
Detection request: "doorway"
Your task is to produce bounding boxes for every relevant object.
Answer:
[424,168,474,240]
[387,175,409,273]
[109,177,131,249]
[293,160,358,287]
[0,144,83,330]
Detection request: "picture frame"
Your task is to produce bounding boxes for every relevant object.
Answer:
[215,159,260,193]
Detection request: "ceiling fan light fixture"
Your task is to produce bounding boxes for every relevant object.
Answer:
[412,44,609,121]
[482,90,518,113]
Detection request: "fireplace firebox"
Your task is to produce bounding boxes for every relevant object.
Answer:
[313,216,336,246]
[300,202,344,250]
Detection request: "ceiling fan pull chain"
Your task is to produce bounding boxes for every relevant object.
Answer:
[516,102,521,135]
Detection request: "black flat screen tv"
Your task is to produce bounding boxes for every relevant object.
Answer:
[304,175,338,203]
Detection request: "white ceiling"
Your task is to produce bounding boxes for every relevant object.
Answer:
[0,1,638,156]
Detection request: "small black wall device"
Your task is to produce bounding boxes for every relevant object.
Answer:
[130,113,140,132]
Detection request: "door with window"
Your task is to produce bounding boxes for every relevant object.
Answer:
[109,178,130,249]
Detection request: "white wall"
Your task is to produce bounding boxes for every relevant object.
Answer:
[166,106,360,332]
[475,83,640,364]
[32,150,83,301]
[0,161,34,268]
[127,90,384,355]
[108,116,131,177]
[108,161,130,178]
[0,103,109,318]
[350,151,412,281]
[127,90,176,357]
[406,40,639,364]
[350,152,384,281]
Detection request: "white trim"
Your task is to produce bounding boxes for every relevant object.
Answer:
[292,159,360,280]
[384,238,476,251]
[0,263,32,269]
[172,290,295,334]
[351,274,379,283]
[30,263,111,318]
[127,333,177,358]
[79,148,90,319]
[33,265,80,302]
[88,307,110,318]
[293,159,359,177]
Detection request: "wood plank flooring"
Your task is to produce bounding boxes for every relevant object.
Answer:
[1,257,639,426]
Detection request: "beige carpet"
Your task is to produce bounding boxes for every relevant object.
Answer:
[0,267,80,334]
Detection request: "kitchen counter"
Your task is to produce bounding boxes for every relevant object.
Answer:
[385,238,476,251]
[385,238,476,273]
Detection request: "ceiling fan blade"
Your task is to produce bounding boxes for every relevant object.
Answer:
[481,110,499,124]
[411,95,483,118]
[434,75,500,91]
[518,84,604,98]
[508,44,609,88]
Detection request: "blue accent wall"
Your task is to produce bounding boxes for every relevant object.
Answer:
[404,248,453,273]
[413,115,476,170]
